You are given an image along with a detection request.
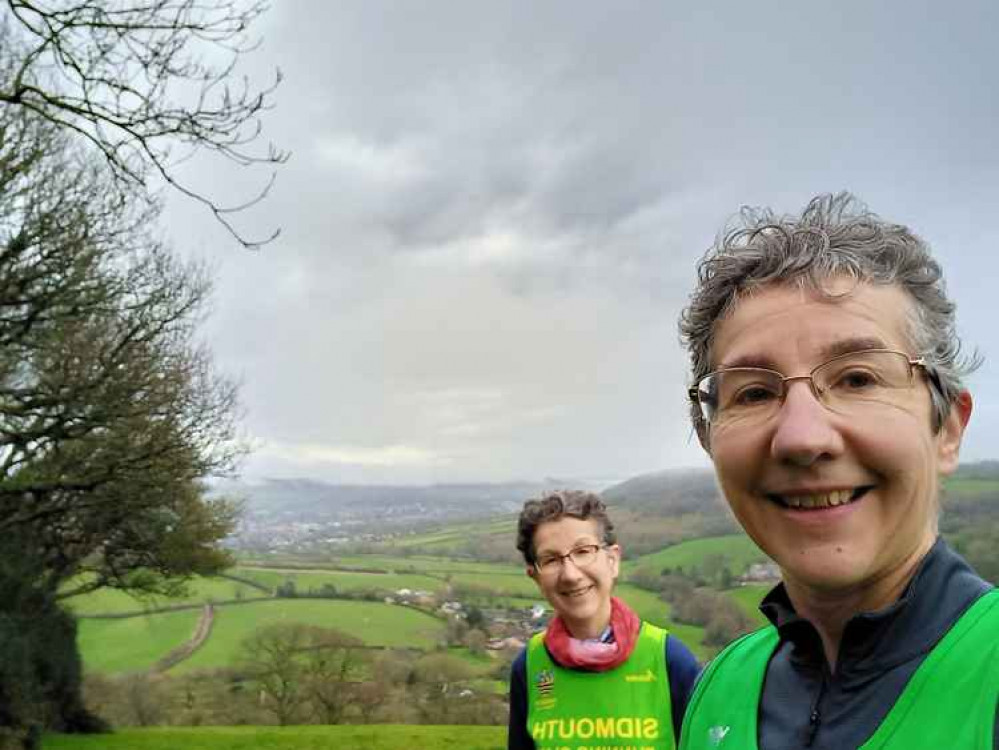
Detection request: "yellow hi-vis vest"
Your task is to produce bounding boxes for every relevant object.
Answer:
[527,622,676,749]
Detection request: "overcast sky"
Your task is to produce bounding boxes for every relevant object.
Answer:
[164,1,999,485]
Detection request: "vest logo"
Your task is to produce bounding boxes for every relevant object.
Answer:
[535,669,555,696]
[708,725,731,745]
[625,668,656,683]
[532,716,660,742]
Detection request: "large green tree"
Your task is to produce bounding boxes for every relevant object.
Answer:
[0,108,241,598]
[0,102,242,743]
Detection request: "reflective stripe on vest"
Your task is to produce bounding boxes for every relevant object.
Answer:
[527,621,676,749]
[679,589,999,750]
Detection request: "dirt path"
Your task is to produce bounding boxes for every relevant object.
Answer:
[151,603,215,673]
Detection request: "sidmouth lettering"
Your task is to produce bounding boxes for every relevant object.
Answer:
[531,716,660,741]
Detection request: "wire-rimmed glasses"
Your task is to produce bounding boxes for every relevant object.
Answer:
[533,543,609,577]
[688,349,928,427]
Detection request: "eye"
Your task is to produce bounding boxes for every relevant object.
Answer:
[831,367,882,391]
[536,556,559,570]
[731,383,780,407]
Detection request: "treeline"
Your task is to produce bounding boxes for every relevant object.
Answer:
[83,624,508,729]
[628,559,758,650]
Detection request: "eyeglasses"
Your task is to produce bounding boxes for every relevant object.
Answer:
[533,543,608,576]
[688,349,928,427]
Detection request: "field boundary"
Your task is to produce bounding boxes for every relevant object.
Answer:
[79,596,274,620]
[217,571,273,593]
[152,604,215,673]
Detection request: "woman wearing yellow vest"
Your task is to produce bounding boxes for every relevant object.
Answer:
[507,490,700,750]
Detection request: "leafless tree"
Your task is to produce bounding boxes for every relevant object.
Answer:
[240,624,364,726]
[0,0,287,248]
[302,629,364,725]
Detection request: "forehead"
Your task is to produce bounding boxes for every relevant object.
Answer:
[710,279,916,370]
[533,516,602,554]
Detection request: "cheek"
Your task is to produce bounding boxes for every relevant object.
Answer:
[849,415,935,481]
[711,435,762,491]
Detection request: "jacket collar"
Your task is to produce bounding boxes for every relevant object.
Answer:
[759,537,992,679]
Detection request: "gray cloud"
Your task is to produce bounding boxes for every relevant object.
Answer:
[166,0,999,483]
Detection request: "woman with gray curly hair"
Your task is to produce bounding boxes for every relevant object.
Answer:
[507,490,699,750]
[677,193,997,750]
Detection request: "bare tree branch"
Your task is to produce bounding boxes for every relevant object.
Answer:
[1,0,287,248]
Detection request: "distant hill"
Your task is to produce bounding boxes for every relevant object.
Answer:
[221,477,557,519]
[601,468,726,515]
[214,477,608,549]
[215,463,999,560]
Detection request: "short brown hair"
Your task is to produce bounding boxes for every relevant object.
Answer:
[516,489,616,565]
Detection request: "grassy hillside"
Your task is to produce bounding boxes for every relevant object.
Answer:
[172,599,446,673]
[46,725,505,750]
[65,576,267,616]
[393,517,514,551]
[77,609,202,673]
[626,534,768,576]
[233,566,446,595]
[243,554,517,576]
[725,584,771,626]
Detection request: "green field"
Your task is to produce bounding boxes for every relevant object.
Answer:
[66,576,267,616]
[323,554,520,576]
[172,599,446,674]
[70,538,746,677]
[232,566,446,595]
[611,584,708,660]
[393,517,514,550]
[46,725,506,750]
[626,534,767,575]
[448,570,537,598]
[942,476,999,497]
[725,584,771,626]
[77,609,202,673]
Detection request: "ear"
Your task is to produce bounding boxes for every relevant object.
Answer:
[937,390,972,474]
[526,566,538,582]
[607,544,622,580]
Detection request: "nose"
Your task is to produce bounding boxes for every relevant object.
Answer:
[770,380,844,467]
[557,556,585,583]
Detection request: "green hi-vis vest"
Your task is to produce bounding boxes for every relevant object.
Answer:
[527,622,676,750]
[680,590,999,750]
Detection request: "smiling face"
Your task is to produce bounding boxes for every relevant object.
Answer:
[528,516,621,639]
[706,278,970,605]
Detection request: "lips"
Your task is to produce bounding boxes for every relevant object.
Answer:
[768,486,872,510]
[560,585,595,598]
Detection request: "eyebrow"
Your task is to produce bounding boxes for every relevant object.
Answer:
[718,336,889,371]
[819,336,889,359]
[536,537,600,556]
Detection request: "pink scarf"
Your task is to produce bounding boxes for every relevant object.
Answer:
[544,596,641,671]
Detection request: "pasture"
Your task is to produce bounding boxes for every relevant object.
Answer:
[72,540,746,676]
[46,725,506,750]
[232,566,446,595]
[392,517,513,551]
[77,609,202,673]
[66,576,266,616]
[624,534,767,576]
[172,599,446,673]
[725,583,771,626]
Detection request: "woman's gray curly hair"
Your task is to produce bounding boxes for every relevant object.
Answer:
[679,192,979,448]
[516,490,616,566]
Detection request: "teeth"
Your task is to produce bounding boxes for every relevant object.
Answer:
[781,490,855,509]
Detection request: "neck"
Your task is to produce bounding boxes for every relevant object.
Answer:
[784,537,934,671]
[564,602,612,640]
